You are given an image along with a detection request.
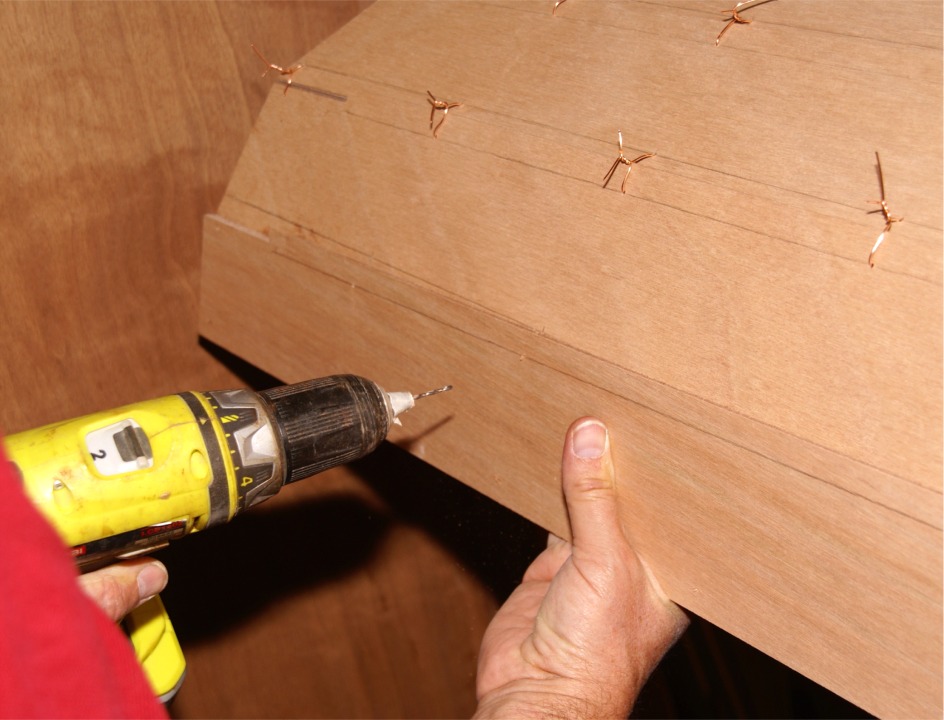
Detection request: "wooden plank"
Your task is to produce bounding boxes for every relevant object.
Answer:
[202,215,941,718]
[200,1,942,716]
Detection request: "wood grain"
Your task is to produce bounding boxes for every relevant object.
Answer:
[0,0,372,430]
[200,1,943,716]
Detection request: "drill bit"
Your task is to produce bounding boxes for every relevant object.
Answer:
[386,385,452,424]
[413,385,453,401]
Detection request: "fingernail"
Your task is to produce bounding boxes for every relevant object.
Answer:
[572,419,607,458]
[137,562,168,599]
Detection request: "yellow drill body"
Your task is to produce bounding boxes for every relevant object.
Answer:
[8,394,228,561]
[4,375,418,702]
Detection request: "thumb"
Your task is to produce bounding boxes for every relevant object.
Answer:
[560,417,622,558]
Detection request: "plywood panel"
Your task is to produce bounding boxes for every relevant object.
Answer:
[200,1,943,716]
[0,0,370,430]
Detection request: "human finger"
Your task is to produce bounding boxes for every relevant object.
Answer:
[560,417,623,558]
[77,558,168,622]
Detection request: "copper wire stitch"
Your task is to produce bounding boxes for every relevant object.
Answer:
[716,0,777,46]
[602,131,655,194]
[866,152,904,268]
[427,91,462,139]
[251,44,304,95]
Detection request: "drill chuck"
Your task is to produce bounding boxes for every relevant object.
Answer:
[259,375,392,485]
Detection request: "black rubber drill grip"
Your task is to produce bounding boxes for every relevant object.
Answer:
[259,375,390,485]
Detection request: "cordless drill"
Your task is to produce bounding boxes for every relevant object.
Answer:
[4,374,451,701]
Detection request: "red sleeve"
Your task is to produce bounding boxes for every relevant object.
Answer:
[0,440,166,719]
